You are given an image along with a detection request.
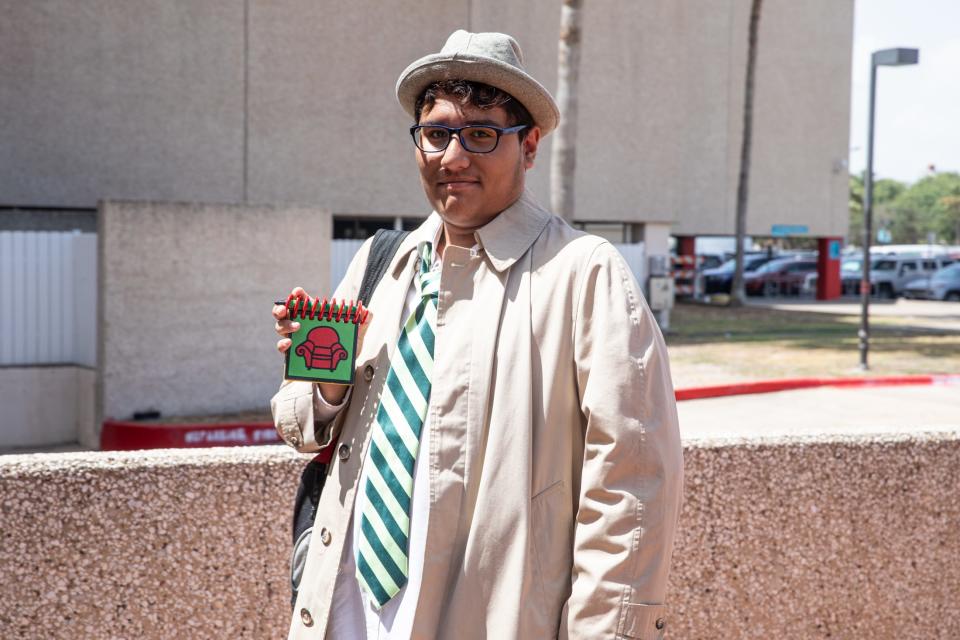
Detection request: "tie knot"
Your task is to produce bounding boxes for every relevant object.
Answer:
[416,241,438,299]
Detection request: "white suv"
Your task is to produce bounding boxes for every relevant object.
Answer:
[869,256,954,298]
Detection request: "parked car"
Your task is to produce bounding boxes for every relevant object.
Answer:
[744,257,818,296]
[902,276,931,300]
[839,257,863,295]
[697,252,727,271]
[927,263,960,301]
[840,255,953,298]
[702,253,778,294]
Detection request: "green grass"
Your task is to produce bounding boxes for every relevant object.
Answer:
[665,301,960,387]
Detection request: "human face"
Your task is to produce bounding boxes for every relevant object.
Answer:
[415,97,541,247]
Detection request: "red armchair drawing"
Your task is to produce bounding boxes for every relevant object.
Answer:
[295,326,348,370]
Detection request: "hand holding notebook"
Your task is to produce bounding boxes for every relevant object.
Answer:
[273,287,372,403]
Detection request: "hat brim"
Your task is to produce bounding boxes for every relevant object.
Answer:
[396,53,560,136]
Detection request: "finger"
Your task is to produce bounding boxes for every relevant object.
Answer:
[290,286,308,297]
[357,310,373,344]
[272,304,287,320]
[277,338,292,353]
[275,319,300,336]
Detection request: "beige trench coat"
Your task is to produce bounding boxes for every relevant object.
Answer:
[272,191,683,640]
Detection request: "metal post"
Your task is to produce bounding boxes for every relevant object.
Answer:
[859,62,877,370]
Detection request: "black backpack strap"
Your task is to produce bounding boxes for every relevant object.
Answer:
[357,229,410,306]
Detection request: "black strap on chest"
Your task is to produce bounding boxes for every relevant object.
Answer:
[357,228,410,305]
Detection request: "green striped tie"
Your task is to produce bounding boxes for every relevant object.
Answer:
[357,241,438,608]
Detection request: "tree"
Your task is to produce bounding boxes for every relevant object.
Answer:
[940,195,960,244]
[551,0,584,223]
[848,173,905,246]
[729,0,763,306]
[888,172,960,243]
[848,174,863,244]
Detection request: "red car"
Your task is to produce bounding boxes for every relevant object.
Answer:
[744,258,818,296]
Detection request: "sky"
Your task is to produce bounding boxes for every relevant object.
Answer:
[848,0,960,184]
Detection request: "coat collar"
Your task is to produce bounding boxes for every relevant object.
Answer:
[392,189,552,276]
[474,190,552,272]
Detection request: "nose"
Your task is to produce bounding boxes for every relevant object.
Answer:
[439,132,471,172]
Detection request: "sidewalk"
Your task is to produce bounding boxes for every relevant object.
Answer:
[677,383,960,440]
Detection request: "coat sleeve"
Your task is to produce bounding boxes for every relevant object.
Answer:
[271,238,372,453]
[560,242,684,640]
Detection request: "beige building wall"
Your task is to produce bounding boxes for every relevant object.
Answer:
[97,201,330,429]
[2,1,853,237]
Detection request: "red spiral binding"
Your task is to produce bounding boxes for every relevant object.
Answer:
[284,292,368,325]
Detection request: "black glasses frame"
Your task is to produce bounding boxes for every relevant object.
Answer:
[409,123,528,154]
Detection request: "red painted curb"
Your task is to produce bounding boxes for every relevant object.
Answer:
[100,420,280,451]
[102,374,960,450]
[674,374,960,401]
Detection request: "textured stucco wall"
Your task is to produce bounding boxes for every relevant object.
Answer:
[97,201,330,430]
[2,0,852,237]
[1,431,958,639]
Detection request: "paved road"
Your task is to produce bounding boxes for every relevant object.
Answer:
[678,384,960,441]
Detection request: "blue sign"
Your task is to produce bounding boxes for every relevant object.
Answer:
[829,239,842,260]
[771,224,809,237]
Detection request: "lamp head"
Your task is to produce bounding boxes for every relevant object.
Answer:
[872,48,919,67]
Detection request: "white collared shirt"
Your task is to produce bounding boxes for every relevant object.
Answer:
[318,218,460,639]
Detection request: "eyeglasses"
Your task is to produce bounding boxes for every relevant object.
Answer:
[410,123,528,154]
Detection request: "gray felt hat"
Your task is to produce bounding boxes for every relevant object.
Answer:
[396,30,560,136]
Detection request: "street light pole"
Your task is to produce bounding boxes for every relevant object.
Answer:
[858,47,919,370]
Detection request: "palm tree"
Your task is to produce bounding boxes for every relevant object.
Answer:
[730,0,763,305]
[551,0,584,222]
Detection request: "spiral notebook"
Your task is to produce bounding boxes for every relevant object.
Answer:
[282,294,368,384]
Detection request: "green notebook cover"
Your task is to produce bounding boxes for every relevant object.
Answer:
[283,297,367,385]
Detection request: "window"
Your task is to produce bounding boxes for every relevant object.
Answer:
[332,216,424,239]
[899,261,918,276]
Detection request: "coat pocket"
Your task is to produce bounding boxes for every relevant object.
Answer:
[530,480,573,630]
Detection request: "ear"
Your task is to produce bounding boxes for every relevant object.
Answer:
[521,126,542,170]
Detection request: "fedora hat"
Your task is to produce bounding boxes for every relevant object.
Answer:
[396,30,560,136]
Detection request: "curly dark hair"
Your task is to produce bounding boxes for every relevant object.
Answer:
[414,80,534,142]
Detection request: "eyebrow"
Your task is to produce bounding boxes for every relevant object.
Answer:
[420,119,505,127]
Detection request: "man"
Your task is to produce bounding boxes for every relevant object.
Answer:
[271,30,683,640]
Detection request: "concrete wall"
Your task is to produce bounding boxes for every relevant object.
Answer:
[97,201,330,433]
[2,0,853,237]
[0,367,96,449]
[1,430,958,639]
[0,1,245,206]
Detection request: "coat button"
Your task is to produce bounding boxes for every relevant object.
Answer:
[338,443,350,461]
[282,426,301,448]
[655,618,665,630]
[319,527,332,545]
[363,364,375,381]
[300,607,313,627]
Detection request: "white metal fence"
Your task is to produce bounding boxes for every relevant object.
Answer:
[615,242,647,289]
[329,239,647,292]
[329,239,365,291]
[0,231,97,367]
